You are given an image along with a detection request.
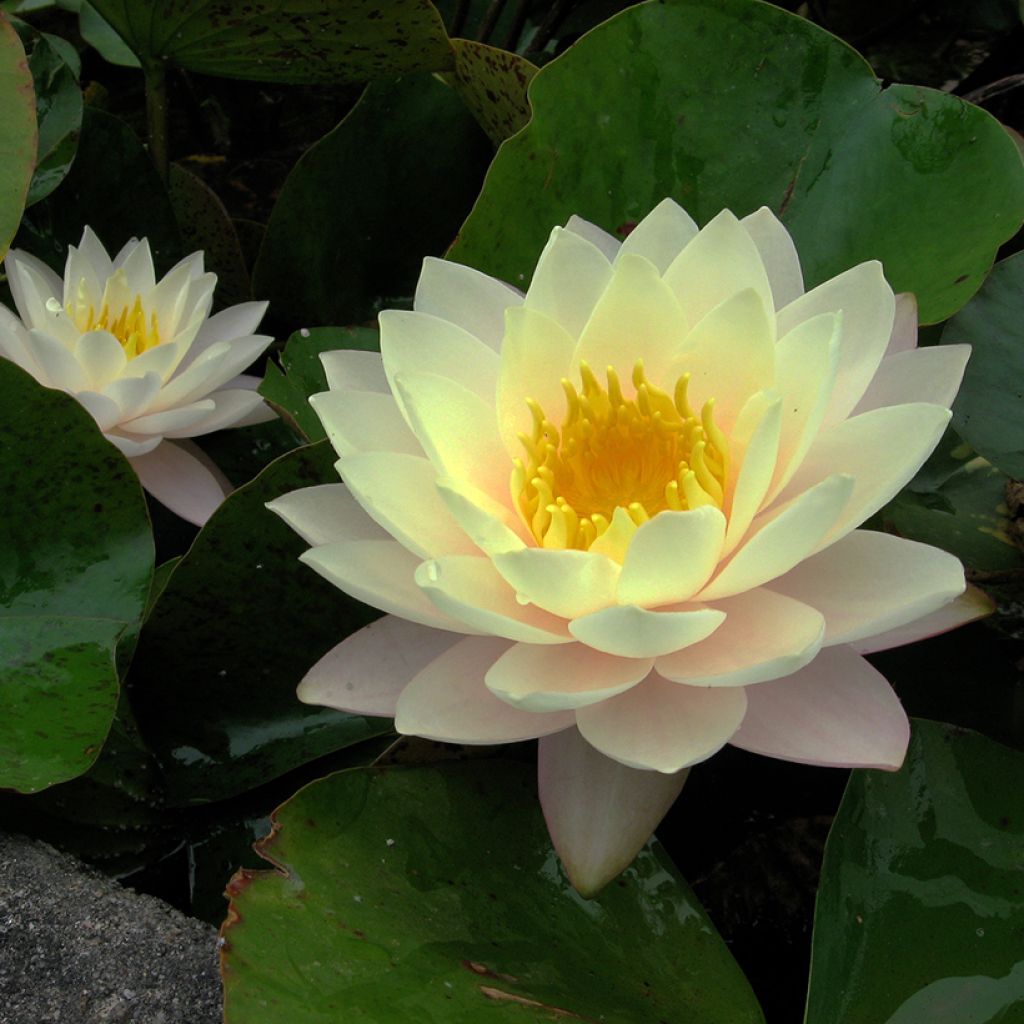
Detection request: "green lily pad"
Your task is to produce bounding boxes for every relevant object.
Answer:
[941,252,1024,479]
[447,39,536,144]
[252,74,492,333]
[806,719,1024,1024]
[87,0,453,83]
[221,761,765,1024]
[130,441,389,805]
[0,11,36,257]
[259,325,379,443]
[0,361,154,792]
[448,0,1024,324]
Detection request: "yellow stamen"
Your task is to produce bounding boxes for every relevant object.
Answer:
[66,277,162,358]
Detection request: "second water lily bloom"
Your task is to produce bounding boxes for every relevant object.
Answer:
[0,229,275,525]
[270,199,988,895]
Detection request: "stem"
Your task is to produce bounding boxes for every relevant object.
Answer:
[476,0,507,44]
[145,62,169,186]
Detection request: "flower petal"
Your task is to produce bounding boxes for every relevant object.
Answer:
[413,256,522,350]
[569,604,725,658]
[267,483,390,547]
[770,529,966,645]
[129,439,229,525]
[852,585,992,654]
[103,372,163,421]
[435,475,529,555]
[576,673,747,772]
[538,727,688,897]
[885,292,918,357]
[395,636,574,742]
[729,646,909,769]
[740,206,804,309]
[120,399,215,436]
[699,473,854,600]
[5,249,64,330]
[777,261,894,426]
[852,345,970,415]
[320,348,388,393]
[564,215,620,260]
[616,198,698,273]
[74,329,127,387]
[297,615,460,716]
[656,588,824,686]
[415,555,571,644]
[485,642,651,711]
[491,547,621,618]
[618,506,726,607]
[163,389,267,437]
[77,390,123,431]
[153,335,272,409]
[311,389,421,458]
[26,329,90,391]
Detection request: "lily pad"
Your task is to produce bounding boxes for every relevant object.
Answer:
[446,39,536,144]
[87,0,453,84]
[259,325,379,443]
[448,0,1024,324]
[130,441,388,805]
[0,361,153,792]
[941,252,1024,479]
[221,761,765,1024]
[253,74,492,333]
[806,719,1024,1024]
[0,11,37,257]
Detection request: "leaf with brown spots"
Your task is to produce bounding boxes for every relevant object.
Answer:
[447,39,537,145]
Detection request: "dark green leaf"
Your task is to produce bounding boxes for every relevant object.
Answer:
[448,0,1024,324]
[78,0,140,67]
[253,75,492,333]
[0,11,36,256]
[131,441,388,805]
[806,720,1024,1024]
[259,325,379,443]
[222,761,764,1024]
[446,39,536,145]
[87,0,453,84]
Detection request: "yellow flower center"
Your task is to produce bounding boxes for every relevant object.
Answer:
[66,277,161,359]
[513,360,729,551]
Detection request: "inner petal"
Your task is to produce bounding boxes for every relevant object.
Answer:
[66,268,163,359]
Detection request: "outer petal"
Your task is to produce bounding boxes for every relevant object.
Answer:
[616,198,698,273]
[415,555,571,644]
[267,483,389,547]
[851,345,970,415]
[729,646,909,769]
[564,215,620,260]
[414,256,522,350]
[617,506,726,607]
[740,206,804,309]
[163,389,268,437]
[569,604,725,659]
[5,249,64,329]
[538,728,688,897]
[769,530,966,645]
[129,439,229,525]
[656,589,824,687]
[395,636,574,742]
[485,642,652,711]
[853,585,992,654]
[311,389,421,458]
[297,615,460,716]
[119,398,215,436]
[26,330,90,391]
[320,349,389,393]
[885,292,918,357]
[576,673,747,773]
[491,547,621,619]
[152,335,272,409]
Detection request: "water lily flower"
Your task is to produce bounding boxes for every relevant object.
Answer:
[269,199,989,895]
[0,229,275,525]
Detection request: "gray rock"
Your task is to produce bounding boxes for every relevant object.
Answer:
[0,833,222,1024]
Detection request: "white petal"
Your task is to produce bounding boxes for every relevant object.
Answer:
[27,330,90,391]
[576,673,747,773]
[76,390,123,430]
[491,548,620,619]
[267,483,390,547]
[618,507,726,607]
[129,439,228,525]
[162,389,268,437]
[886,292,918,357]
[310,389,421,458]
[120,399,215,436]
[729,646,909,769]
[616,198,698,273]
[538,728,688,897]
[320,348,388,393]
[192,300,268,347]
[153,335,272,409]
[102,373,163,421]
[485,642,651,711]
[74,226,114,281]
[104,430,162,456]
[415,555,571,644]
[395,636,574,742]
[656,588,824,686]
[413,256,522,350]
[740,206,804,309]
[117,237,156,294]
[297,616,461,716]
[123,340,186,383]
[852,345,970,415]
[5,249,64,329]
[569,604,725,659]
[564,215,621,260]
[435,475,529,556]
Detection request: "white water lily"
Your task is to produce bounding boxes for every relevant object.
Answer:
[270,199,988,895]
[0,229,275,524]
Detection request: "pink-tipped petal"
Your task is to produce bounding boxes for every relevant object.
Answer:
[853,585,993,654]
[886,292,918,356]
[852,345,970,415]
[729,646,909,769]
[297,616,460,716]
[539,728,688,897]
[395,636,574,742]
[130,439,229,525]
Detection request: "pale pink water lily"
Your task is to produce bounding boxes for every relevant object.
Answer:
[0,229,275,525]
[269,200,989,895]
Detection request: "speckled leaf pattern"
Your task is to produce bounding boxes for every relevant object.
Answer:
[253,74,492,329]
[87,0,454,83]
[259,325,379,443]
[0,362,153,792]
[448,0,1024,324]
[131,441,390,805]
[447,39,536,144]
[221,761,765,1024]
[941,252,1024,479]
[0,12,37,257]
[806,720,1024,1024]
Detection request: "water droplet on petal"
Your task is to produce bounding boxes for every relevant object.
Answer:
[425,562,440,582]
[45,297,63,314]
